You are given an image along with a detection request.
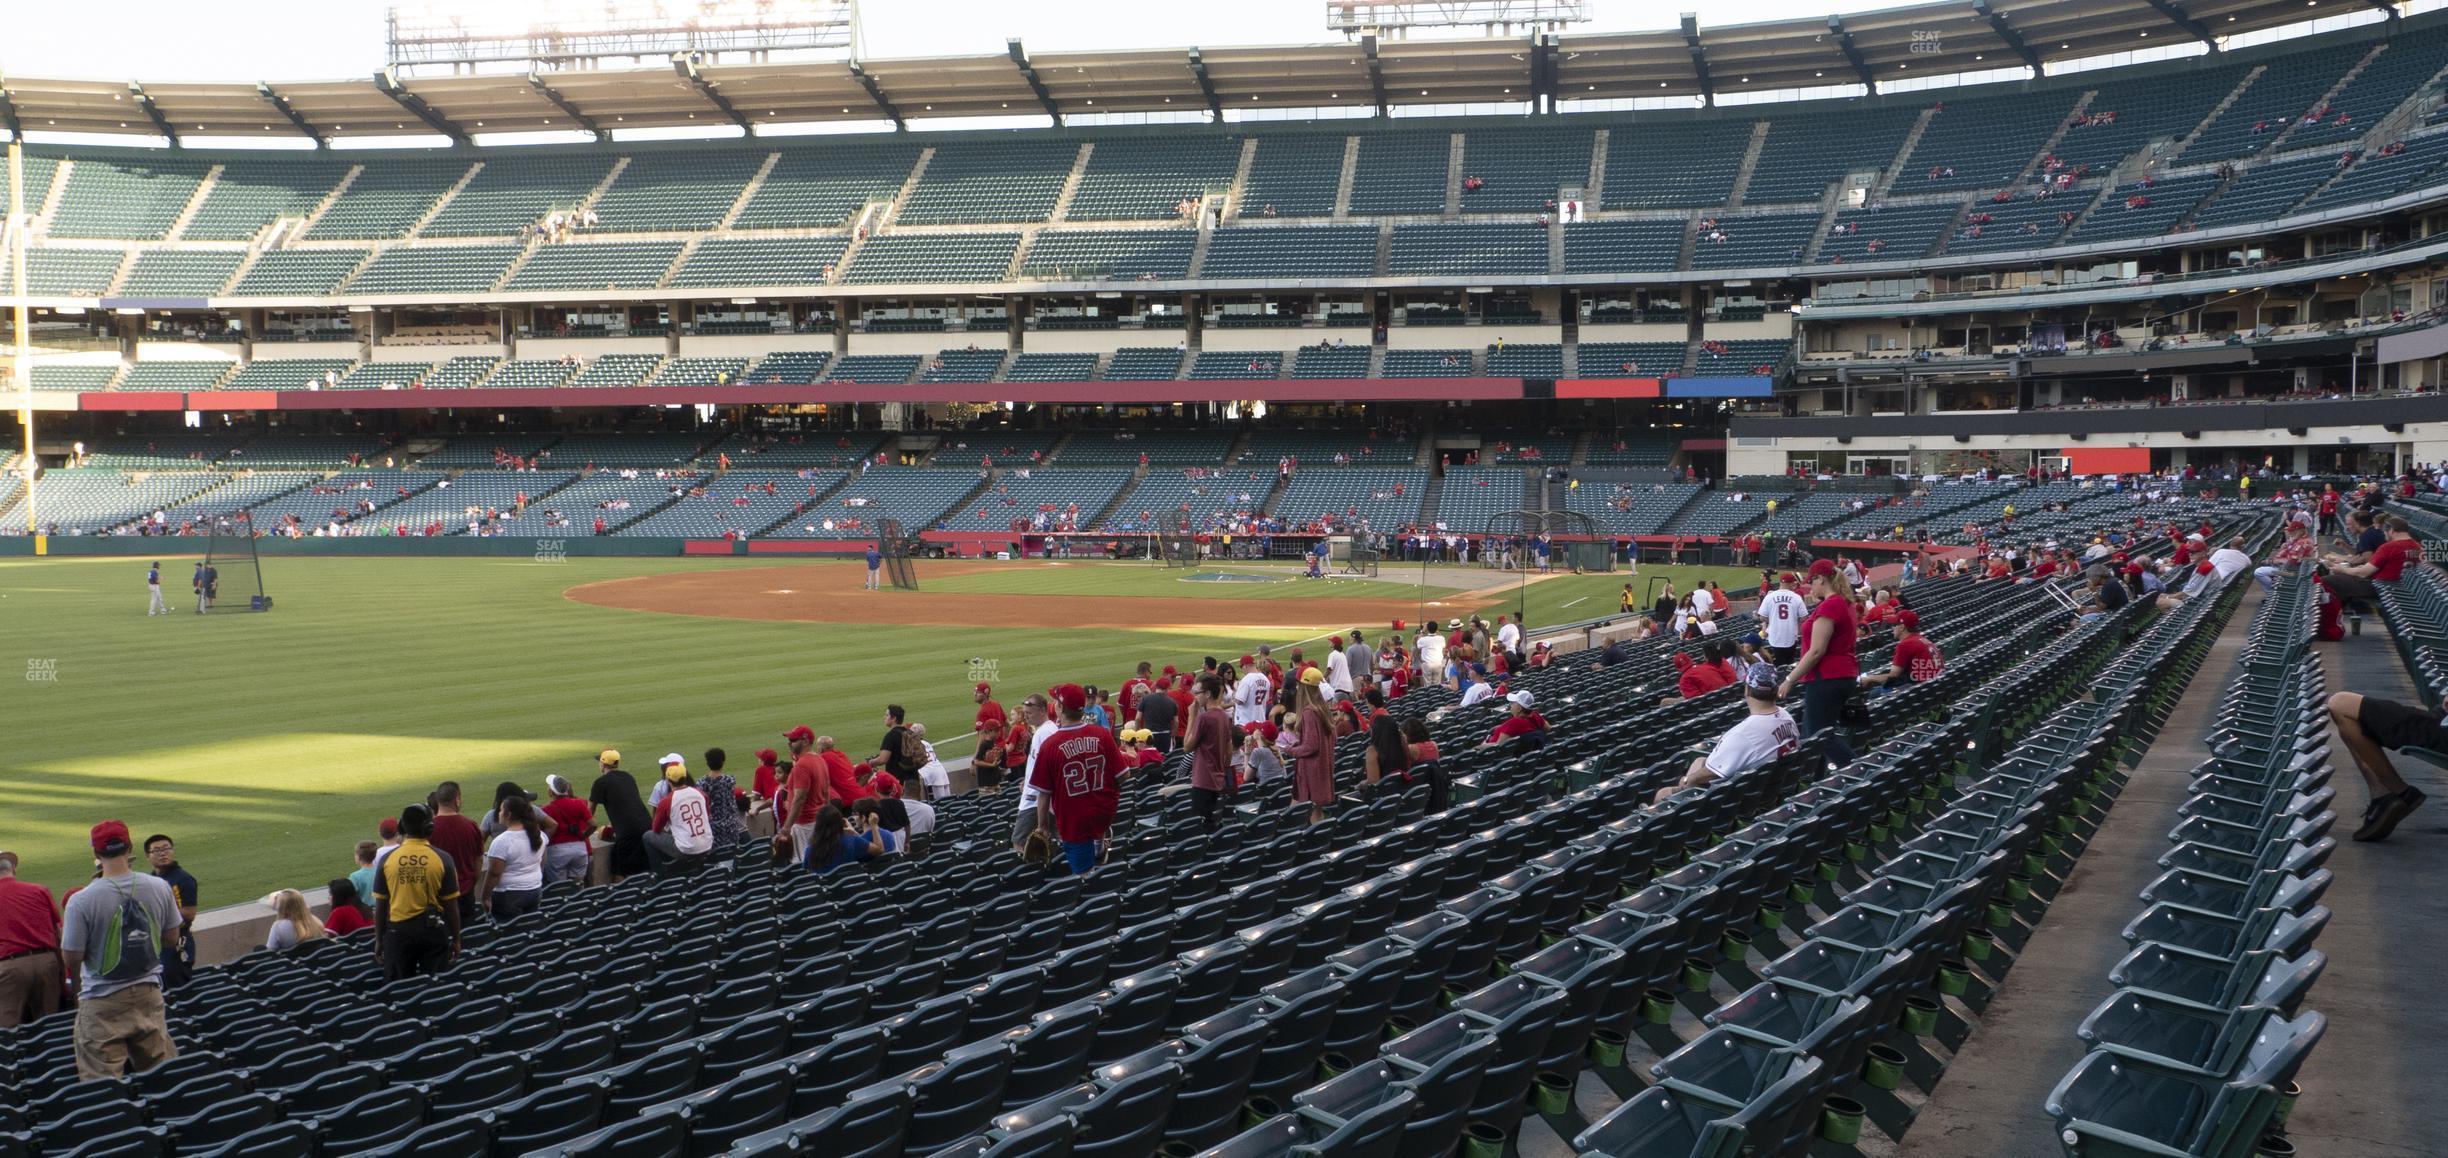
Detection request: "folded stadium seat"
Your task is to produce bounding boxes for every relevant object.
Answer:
[419,1053,531,1119]
[733,143,921,230]
[896,1039,1019,1152]
[504,241,687,292]
[526,1106,688,1158]
[1200,226,1377,280]
[728,1081,912,1158]
[179,1119,318,1158]
[2044,1008,2324,1158]
[1102,347,1186,380]
[1000,1004,1103,1110]
[779,1028,890,1118]
[995,1064,1181,1158]
[1017,229,1197,281]
[1570,1058,1824,1158]
[669,237,851,289]
[308,1086,430,1154]
[879,994,976,1075]
[673,1060,799,1155]
[119,250,245,297]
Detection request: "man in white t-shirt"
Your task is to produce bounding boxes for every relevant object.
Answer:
[1416,627,1447,686]
[1233,653,1274,728]
[1757,574,1809,663]
[1012,694,1056,852]
[1654,671,1798,803]
[1495,615,1522,657]
[902,796,938,855]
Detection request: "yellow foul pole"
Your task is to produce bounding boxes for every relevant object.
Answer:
[9,137,34,548]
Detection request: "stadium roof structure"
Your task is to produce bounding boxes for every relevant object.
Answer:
[0,0,2391,143]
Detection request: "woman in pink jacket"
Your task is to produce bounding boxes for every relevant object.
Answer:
[1283,668,1337,824]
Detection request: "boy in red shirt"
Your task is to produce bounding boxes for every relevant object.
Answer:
[1028,684,1126,875]
[1861,610,1942,696]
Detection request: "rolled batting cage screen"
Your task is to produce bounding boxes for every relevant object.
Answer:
[1481,510,1612,573]
[202,513,272,611]
[879,519,919,591]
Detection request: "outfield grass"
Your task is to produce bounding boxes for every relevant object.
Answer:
[0,555,1375,902]
[0,554,1762,903]
[1465,565,1766,628]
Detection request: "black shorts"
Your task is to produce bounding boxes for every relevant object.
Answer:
[1768,645,1800,665]
[974,762,1002,789]
[2358,696,2448,752]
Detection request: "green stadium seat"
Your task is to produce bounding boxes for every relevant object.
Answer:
[185,159,351,241]
[505,241,684,292]
[588,151,764,232]
[843,234,1021,285]
[670,237,848,289]
[422,155,615,238]
[1067,138,1241,221]
[1017,230,1195,281]
[119,250,243,297]
[227,249,367,296]
[898,141,1075,225]
[46,158,209,240]
[304,159,470,240]
[345,245,520,295]
[733,144,922,229]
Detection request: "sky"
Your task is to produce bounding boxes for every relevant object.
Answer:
[0,0,1969,82]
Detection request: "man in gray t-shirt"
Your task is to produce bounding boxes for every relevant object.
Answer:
[61,821,184,1081]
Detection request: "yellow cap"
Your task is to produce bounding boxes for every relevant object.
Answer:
[1300,666,1326,686]
[598,749,621,766]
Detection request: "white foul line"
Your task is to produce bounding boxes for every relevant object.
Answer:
[1560,597,1587,609]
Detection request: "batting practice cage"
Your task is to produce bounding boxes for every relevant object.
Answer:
[1481,510,1613,573]
[878,519,920,591]
[202,513,273,611]
[1160,511,1201,569]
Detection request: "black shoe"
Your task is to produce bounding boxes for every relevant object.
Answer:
[2354,787,2427,842]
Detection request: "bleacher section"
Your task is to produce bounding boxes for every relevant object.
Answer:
[1289,344,1371,379]
[825,355,921,385]
[185,160,353,241]
[116,362,232,392]
[2300,132,2448,212]
[5,469,228,532]
[732,144,922,229]
[224,358,354,392]
[331,361,433,391]
[119,250,244,297]
[1566,479,1701,534]
[897,142,1075,225]
[1239,429,1412,467]
[1102,348,1185,381]
[483,360,579,390]
[1188,351,1284,380]
[1695,338,1791,375]
[2052,66,2251,172]
[504,470,701,534]
[28,365,118,392]
[586,152,763,232]
[1016,230,1196,281]
[1201,226,1376,279]
[25,249,125,296]
[1577,342,1686,378]
[79,436,248,468]
[304,159,469,240]
[1939,195,2080,254]
[1817,203,1960,264]
[939,470,1133,532]
[2188,154,2342,231]
[1066,139,1242,221]
[842,234,1022,284]
[1562,218,1685,274]
[44,158,208,240]
[564,354,665,388]
[742,351,834,385]
[1002,353,1096,383]
[1271,466,1428,527]
[940,432,1060,468]
[229,435,388,468]
[1389,223,1550,277]
[422,155,614,238]
[768,468,980,537]
[1348,131,1451,215]
[1238,133,1346,217]
[352,471,577,534]
[2184,42,2372,162]
[2065,174,2225,241]
[1899,92,2080,193]
[1689,213,1820,269]
[246,471,438,530]
[1743,107,1920,203]
[1056,430,1234,467]
[1604,121,1749,208]
[538,433,708,468]
[1667,488,1780,536]
[919,349,1007,384]
[1381,349,1473,377]
[1432,466,1526,527]
[504,241,685,292]
[668,237,847,289]
[1484,344,1564,378]
[345,245,521,296]
[1456,127,1593,213]
[425,356,500,390]
[140,472,318,528]
[1583,431,1681,467]
[227,249,367,296]
[2289,27,2448,148]
[1101,470,1267,531]
[651,357,752,388]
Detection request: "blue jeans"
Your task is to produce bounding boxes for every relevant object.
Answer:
[1061,839,1102,875]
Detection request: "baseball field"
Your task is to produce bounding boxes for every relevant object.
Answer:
[0,553,1754,903]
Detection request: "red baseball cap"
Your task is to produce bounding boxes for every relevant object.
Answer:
[1050,683,1088,714]
[784,725,815,743]
[755,748,778,764]
[379,817,399,839]
[1808,559,1839,578]
[90,820,132,856]
[1161,665,1177,675]
[1779,572,1800,586]
[974,682,992,694]
[2124,563,2144,575]
[1239,654,1255,667]
[1895,610,1920,629]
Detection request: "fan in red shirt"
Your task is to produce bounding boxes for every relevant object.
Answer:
[853,762,901,799]
[974,683,1006,739]
[748,748,783,807]
[1119,663,1154,725]
[1485,690,1549,746]
[820,739,869,805]
[1861,610,1942,695]
[1028,684,1127,874]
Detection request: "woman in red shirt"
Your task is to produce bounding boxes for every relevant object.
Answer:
[540,774,596,885]
[323,877,373,936]
[1281,669,1338,825]
[1780,559,1861,765]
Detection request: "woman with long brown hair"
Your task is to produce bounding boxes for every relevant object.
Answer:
[1281,668,1337,824]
